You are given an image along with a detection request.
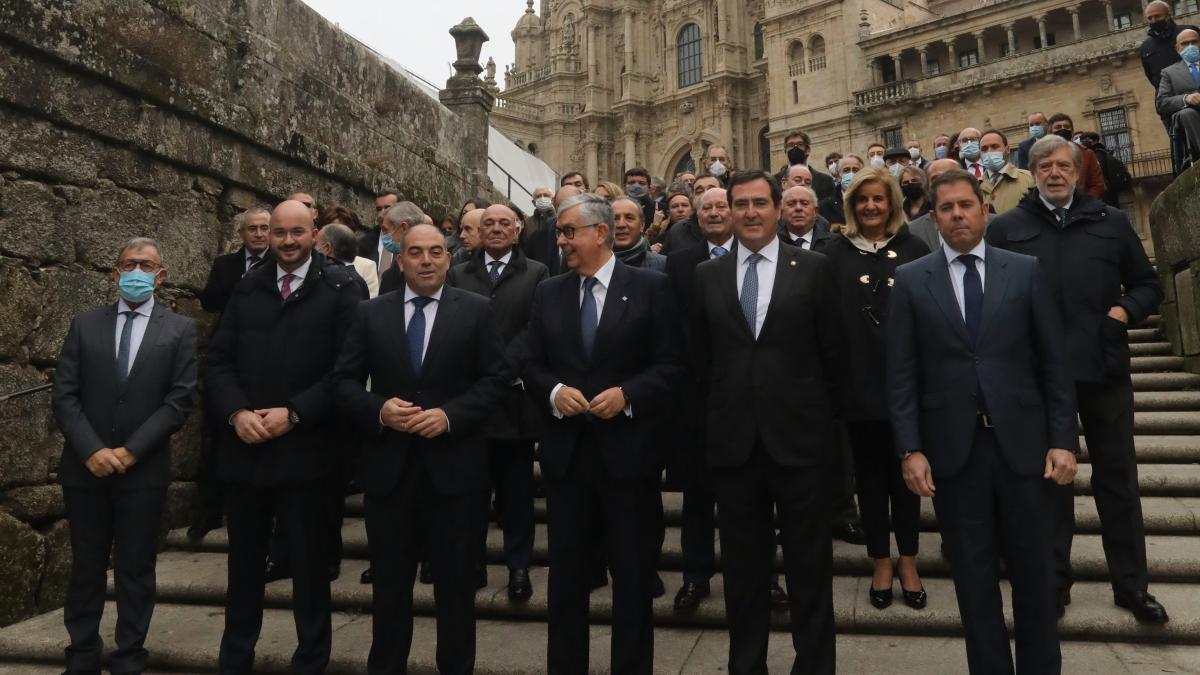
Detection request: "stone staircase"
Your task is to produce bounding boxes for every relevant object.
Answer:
[3,316,1200,673]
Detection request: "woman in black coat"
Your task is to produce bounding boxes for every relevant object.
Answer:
[822,166,931,611]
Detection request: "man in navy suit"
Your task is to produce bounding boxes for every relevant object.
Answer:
[888,169,1078,674]
[521,192,684,675]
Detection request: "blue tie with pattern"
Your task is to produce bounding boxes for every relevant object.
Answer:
[740,253,763,336]
[1191,63,1199,86]
[408,296,434,374]
[117,310,135,384]
[580,277,599,358]
[711,245,727,258]
[488,260,503,286]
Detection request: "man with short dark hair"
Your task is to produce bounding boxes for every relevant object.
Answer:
[1046,113,1107,199]
[560,171,589,192]
[866,142,886,167]
[54,238,198,675]
[780,130,837,200]
[359,189,400,275]
[978,129,1035,215]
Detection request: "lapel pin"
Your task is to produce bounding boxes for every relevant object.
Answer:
[621,295,628,302]
[789,260,797,267]
[859,274,870,285]
[886,250,898,259]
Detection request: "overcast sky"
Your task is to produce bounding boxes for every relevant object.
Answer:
[300,0,522,88]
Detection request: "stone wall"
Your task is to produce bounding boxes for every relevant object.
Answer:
[0,0,491,626]
[1150,164,1200,371]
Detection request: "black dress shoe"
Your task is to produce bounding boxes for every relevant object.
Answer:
[869,585,893,609]
[1114,590,1169,624]
[476,566,488,590]
[901,586,927,610]
[653,573,666,599]
[769,580,790,611]
[263,558,291,583]
[508,568,533,602]
[186,514,223,542]
[1056,587,1072,618]
[419,561,433,584]
[832,519,868,545]
[360,566,373,585]
[673,582,711,615]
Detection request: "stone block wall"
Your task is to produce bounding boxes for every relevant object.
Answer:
[1149,165,1200,370]
[0,0,490,626]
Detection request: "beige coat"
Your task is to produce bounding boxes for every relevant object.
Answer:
[981,163,1035,215]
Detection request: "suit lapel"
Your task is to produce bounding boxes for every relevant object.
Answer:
[976,245,1010,344]
[421,287,460,380]
[592,260,631,364]
[720,251,754,340]
[563,273,586,358]
[924,254,973,347]
[757,244,795,341]
[122,304,165,387]
[102,304,119,382]
[390,293,418,381]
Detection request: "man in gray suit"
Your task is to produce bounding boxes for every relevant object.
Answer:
[1156,28,1200,160]
[906,158,961,250]
[52,237,198,675]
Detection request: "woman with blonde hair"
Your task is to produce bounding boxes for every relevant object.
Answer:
[592,181,624,201]
[822,165,931,610]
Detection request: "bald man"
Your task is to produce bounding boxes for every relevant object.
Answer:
[1157,28,1200,157]
[207,200,364,674]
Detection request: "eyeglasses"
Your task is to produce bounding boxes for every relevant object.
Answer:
[554,224,598,240]
[116,259,162,273]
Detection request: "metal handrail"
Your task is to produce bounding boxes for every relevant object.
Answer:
[0,382,52,402]
[488,156,544,202]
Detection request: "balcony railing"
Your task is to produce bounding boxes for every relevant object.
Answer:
[1128,150,1174,179]
[788,62,805,76]
[854,79,914,108]
[809,55,827,71]
[493,96,544,122]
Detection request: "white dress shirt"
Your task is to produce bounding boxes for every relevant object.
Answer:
[964,158,984,178]
[485,250,514,276]
[707,237,735,258]
[942,240,987,320]
[403,284,443,364]
[276,257,312,294]
[786,229,813,249]
[114,297,154,376]
[735,236,780,339]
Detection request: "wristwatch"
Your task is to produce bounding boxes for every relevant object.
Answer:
[287,407,301,426]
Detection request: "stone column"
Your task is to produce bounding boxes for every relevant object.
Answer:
[1037,15,1048,49]
[892,52,903,79]
[623,10,634,73]
[919,46,929,76]
[624,126,637,168]
[719,101,734,146]
[1006,23,1017,55]
[439,18,494,192]
[1103,0,1115,30]
[1070,6,1082,41]
[585,137,599,185]
[974,32,986,63]
[947,39,958,70]
[871,57,883,85]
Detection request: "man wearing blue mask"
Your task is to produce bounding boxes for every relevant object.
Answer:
[978,129,1036,215]
[378,201,427,295]
[1156,28,1200,164]
[956,127,985,180]
[1014,112,1048,170]
[932,134,952,161]
[53,238,198,675]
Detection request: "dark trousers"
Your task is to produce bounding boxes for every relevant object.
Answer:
[1053,379,1148,595]
[934,428,1060,675]
[269,451,354,573]
[219,482,331,675]
[829,422,860,526]
[847,420,920,559]
[680,484,717,585]
[483,438,535,570]
[545,438,659,675]
[196,411,225,525]
[712,444,835,675]
[365,462,488,675]
[62,485,166,674]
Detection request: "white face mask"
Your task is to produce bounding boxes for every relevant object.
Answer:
[869,155,885,168]
[709,160,727,177]
[908,147,921,160]
[888,163,904,177]
[533,197,553,212]
[828,163,838,174]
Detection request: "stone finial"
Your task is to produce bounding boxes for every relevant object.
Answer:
[525,0,535,14]
[859,8,871,39]
[449,17,490,80]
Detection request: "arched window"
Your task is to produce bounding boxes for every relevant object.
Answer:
[677,24,703,88]
[753,23,765,60]
[809,34,827,71]
[788,40,805,76]
[673,150,697,177]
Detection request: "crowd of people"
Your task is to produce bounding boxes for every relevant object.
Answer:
[47,3,1200,674]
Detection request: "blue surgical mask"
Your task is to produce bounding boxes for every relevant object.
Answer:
[981,151,1007,173]
[1029,125,1045,139]
[118,270,156,303]
[934,145,948,159]
[960,140,981,160]
[1183,45,1200,64]
[841,171,855,190]
[381,232,402,254]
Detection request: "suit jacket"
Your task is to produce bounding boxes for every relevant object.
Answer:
[887,245,1079,479]
[199,247,271,314]
[333,286,510,496]
[358,227,381,266]
[521,258,685,481]
[659,215,703,255]
[690,240,844,468]
[521,212,564,276]
[981,163,1036,215]
[777,220,834,251]
[906,213,941,251]
[380,262,402,296]
[448,248,549,440]
[53,301,198,489]
[1156,59,1200,118]
[810,168,837,202]
[206,252,363,486]
[1014,136,1037,171]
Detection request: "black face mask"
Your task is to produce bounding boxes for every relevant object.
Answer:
[787,145,808,166]
[1053,128,1074,141]
[901,183,925,201]
[1149,19,1175,38]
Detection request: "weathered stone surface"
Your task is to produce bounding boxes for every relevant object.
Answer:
[0,364,56,489]
[35,519,70,614]
[0,259,41,361]
[26,267,112,365]
[0,486,64,524]
[0,178,75,264]
[0,510,44,625]
[162,482,197,532]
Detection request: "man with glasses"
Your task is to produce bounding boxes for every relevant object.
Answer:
[53,238,198,675]
[522,192,684,675]
[359,189,400,274]
[287,191,319,224]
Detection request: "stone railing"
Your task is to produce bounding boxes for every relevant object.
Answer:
[1150,165,1200,370]
[504,63,562,89]
[788,62,805,76]
[493,96,545,122]
[1129,150,1174,180]
[809,55,827,71]
[854,79,914,109]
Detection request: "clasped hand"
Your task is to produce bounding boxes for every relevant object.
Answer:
[85,446,136,478]
[380,398,448,438]
[554,385,625,420]
[233,408,293,444]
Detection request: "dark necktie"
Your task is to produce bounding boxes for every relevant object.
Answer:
[408,296,434,374]
[488,260,503,286]
[246,254,261,274]
[117,310,135,384]
[580,277,599,358]
[958,254,983,346]
[280,274,296,300]
[711,245,727,258]
[740,253,763,335]
[795,236,808,250]
[1191,63,1199,85]
[1053,207,1068,228]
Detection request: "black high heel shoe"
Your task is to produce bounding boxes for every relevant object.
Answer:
[902,586,927,610]
[869,584,893,609]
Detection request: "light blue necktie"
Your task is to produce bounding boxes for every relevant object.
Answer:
[1191,63,1199,86]
[117,310,135,384]
[580,277,598,358]
[740,253,763,335]
[711,246,727,258]
[407,297,434,374]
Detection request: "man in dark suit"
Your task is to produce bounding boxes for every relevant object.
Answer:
[690,171,842,674]
[377,201,427,296]
[334,223,510,675]
[52,237,198,675]
[778,185,834,252]
[448,203,549,602]
[1155,28,1200,161]
[207,200,363,675]
[358,189,399,274]
[889,169,1079,673]
[778,130,837,201]
[521,186,564,276]
[191,206,273,542]
[521,192,684,675]
[987,135,1167,624]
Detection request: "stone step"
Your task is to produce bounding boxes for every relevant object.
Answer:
[3,603,1197,674]
[1125,411,1200,433]
[1129,327,1163,343]
[1130,356,1186,372]
[1132,371,1200,391]
[1130,341,1174,356]
[1110,436,1200,462]
[1134,390,1200,410]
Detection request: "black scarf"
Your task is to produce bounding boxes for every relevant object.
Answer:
[614,237,650,267]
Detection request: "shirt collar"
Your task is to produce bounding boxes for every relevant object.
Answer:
[277,257,312,283]
[788,227,813,243]
[485,250,513,266]
[707,236,734,256]
[1038,193,1074,214]
[404,284,444,303]
[584,251,617,289]
[736,235,779,265]
[942,239,987,266]
[117,296,155,317]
